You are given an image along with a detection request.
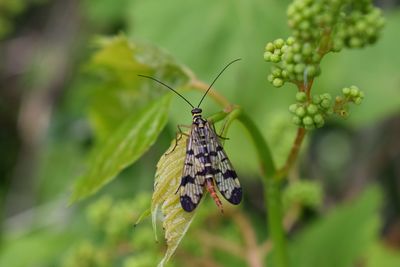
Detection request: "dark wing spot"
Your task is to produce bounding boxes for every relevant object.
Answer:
[223,169,237,179]
[195,169,206,176]
[181,175,196,186]
[228,187,242,205]
[180,195,197,212]
[187,149,194,155]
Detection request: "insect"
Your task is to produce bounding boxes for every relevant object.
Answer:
[138,59,242,212]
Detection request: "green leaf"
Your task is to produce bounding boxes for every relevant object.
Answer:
[152,133,196,267]
[289,187,382,267]
[70,95,171,203]
[85,35,189,141]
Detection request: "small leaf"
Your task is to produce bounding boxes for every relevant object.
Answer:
[85,35,189,141]
[70,95,171,203]
[152,133,195,267]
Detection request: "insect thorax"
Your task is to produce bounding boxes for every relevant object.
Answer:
[191,108,206,124]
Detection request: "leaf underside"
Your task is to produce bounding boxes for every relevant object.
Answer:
[152,133,196,267]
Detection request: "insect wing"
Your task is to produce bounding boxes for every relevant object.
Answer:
[179,126,205,212]
[206,122,242,204]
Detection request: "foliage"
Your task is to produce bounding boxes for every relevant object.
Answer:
[289,187,381,267]
[152,134,195,267]
[1,1,399,267]
[70,36,189,203]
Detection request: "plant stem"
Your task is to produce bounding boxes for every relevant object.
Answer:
[277,128,306,179]
[278,79,313,179]
[236,111,288,267]
[191,77,289,267]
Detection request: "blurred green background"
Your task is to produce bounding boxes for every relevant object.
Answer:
[0,0,399,266]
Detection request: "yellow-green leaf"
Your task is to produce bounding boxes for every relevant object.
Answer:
[70,95,171,203]
[85,35,189,142]
[152,133,195,267]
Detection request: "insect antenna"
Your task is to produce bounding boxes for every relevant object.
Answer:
[197,58,241,108]
[138,74,195,109]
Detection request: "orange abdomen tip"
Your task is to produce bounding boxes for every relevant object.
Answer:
[205,179,224,213]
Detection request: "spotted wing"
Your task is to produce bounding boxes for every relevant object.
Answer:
[179,125,206,212]
[206,122,242,205]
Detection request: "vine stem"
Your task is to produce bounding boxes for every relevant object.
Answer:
[191,77,289,267]
[277,128,306,180]
[278,79,314,179]
[236,111,288,267]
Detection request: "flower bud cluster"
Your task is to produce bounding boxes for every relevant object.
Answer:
[334,85,364,117]
[264,37,321,87]
[264,0,384,87]
[335,5,385,50]
[289,92,333,129]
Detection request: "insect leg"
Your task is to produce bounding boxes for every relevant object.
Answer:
[210,121,229,141]
[165,124,191,155]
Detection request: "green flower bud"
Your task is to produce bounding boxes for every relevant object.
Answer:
[296,91,307,102]
[312,95,321,104]
[342,87,350,96]
[272,67,282,76]
[292,42,301,53]
[354,97,362,105]
[294,63,306,74]
[307,104,318,115]
[274,49,283,56]
[296,106,306,117]
[267,74,274,82]
[332,39,344,52]
[284,52,294,63]
[313,114,324,124]
[356,21,367,32]
[289,103,298,113]
[264,51,272,61]
[293,53,303,63]
[305,65,316,77]
[349,37,362,48]
[273,78,284,87]
[287,36,295,45]
[321,99,331,109]
[270,54,281,63]
[274,38,285,49]
[292,115,302,125]
[350,86,359,97]
[321,93,332,100]
[303,116,314,126]
[265,42,275,52]
[286,63,295,73]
